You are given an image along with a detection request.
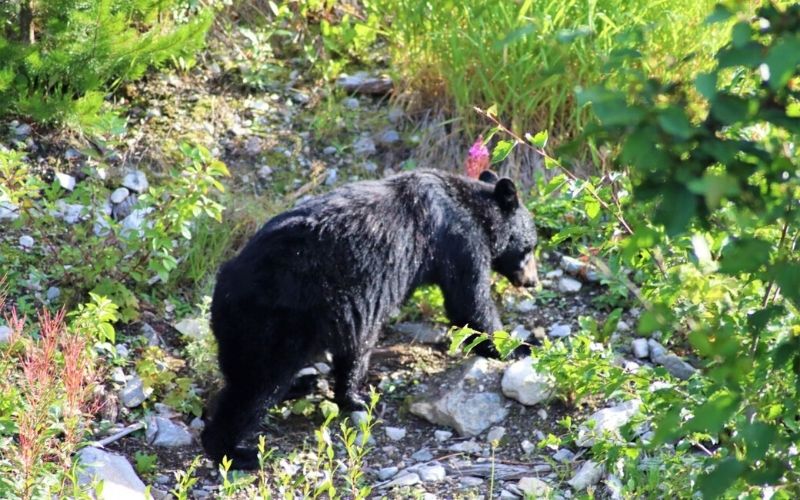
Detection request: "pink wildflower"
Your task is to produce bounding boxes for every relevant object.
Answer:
[465,135,489,179]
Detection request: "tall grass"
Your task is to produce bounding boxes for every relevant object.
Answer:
[377,0,727,146]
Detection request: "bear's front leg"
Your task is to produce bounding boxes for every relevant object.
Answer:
[332,348,372,411]
[439,263,509,359]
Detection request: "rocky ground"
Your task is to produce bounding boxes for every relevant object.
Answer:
[1,30,700,500]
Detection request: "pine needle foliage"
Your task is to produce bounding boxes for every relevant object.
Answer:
[0,0,213,132]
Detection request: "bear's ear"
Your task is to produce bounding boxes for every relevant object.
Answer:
[478,170,499,184]
[494,178,519,211]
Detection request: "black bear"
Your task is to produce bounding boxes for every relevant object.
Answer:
[201,169,538,469]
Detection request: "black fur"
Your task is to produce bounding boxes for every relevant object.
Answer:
[201,169,538,469]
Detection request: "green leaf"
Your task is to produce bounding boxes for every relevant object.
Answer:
[695,72,718,100]
[746,305,784,334]
[698,458,745,499]
[491,330,524,359]
[594,100,646,126]
[731,21,751,48]
[655,185,697,236]
[719,237,772,274]
[657,106,693,140]
[705,4,733,24]
[710,94,752,125]
[765,36,800,90]
[493,23,536,49]
[491,140,516,164]
[526,130,549,149]
[584,200,600,220]
[717,42,764,69]
[684,391,740,434]
[687,171,740,209]
[771,260,800,309]
[637,304,672,334]
[740,421,777,461]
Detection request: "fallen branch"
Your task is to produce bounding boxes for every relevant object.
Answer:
[89,422,145,448]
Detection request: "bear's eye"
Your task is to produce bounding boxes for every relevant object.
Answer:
[522,245,532,255]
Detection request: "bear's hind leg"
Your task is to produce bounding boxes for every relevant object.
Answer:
[332,348,372,411]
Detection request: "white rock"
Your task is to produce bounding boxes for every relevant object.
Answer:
[122,171,149,193]
[576,399,642,447]
[110,187,130,204]
[145,416,193,447]
[510,324,531,342]
[19,235,34,248]
[418,464,446,482]
[548,323,572,338]
[631,338,649,359]
[385,426,406,441]
[392,322,447,344]
[434,430,452,442]
[410,357,508,436]
[487,426,506,443]
[545,269,564,279]
[520,439,536,454]
[314,362,331,375]
[257,165,273,180]
[378,466,398,480]
[515,299,537,313]
[606,473,624,500]
[0,198,19,221]
[120,376,147,408]
[518,477,551,497]
[567,460,604,491]
[77,447,147,499]
[173,317,206,339]
[55,172,76,191]
[0,325,12,343]
[12,123,32,138]
[557,276,583,293]
[385,472,420,488]
[501,357,554,406]
[537,408,548,420]
[616,320,631,332]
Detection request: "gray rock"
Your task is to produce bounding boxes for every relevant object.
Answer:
[385,472,420,488]
[501,356,554,406]
[0,325,12,344]
[385,426,406,441]
[560,255,600,281]
[12,123,32,138]
[520,439,536,454]
[510,324,531,342]
[314,362,331,375]
[46,286,60,302]
[545,269,564,279]
[323,146,338,156]
[553,448,575,463]
[557,276,583,293]
[606,473,624,500]
[515,299,537,313]
[111,194,138,221]
[336,72,393,95]
[351,411,369,426]
[145,416,193,447]
[434,430,452,442]
[110,187,130,204]
[122,170,149,193]
[19,235,34,249]
[173,317,206,339]
[119,208,152,237]
[410,357,509,436]
[378,466,399,480]
[54,200,86,224]
[388,107,405,124]
[567,460,604,491]
[244,136,263,156]
[486,426,506,442]
[140,323,161,346]
[548,323,572,338]
[56,172,76,191]
[576,399,642,447]
[120,376,147,408]
[411,448,433,462]
[376,128,401,146]
[257,165,273,180]
[648,339,697,379]
[616,320,631,332]
[391,322,447,344]
[449,439,483,454]
[77,447,147,499]
[363,161,378,173]
[0,198,19,221]
[65,148,81,161]
[343,97,360,109]
[631,338,649,359]
[518,477,551,497]
[418,464,446,482]
[324,168,338,186]
[460,476,483,487]
[189,417,205,431]
[353,136,377,157]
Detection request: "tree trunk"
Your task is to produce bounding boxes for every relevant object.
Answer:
[19,0,35,44]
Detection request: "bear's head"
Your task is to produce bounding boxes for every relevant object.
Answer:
[479,170,539,288]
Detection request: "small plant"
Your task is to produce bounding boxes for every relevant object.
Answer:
[133,451,158,477]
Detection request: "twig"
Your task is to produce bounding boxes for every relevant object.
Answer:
[89,422,145,448]
[474,106,635,236]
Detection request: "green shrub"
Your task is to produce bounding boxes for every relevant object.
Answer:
[0,0,213,132]
[376,0,727,145]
